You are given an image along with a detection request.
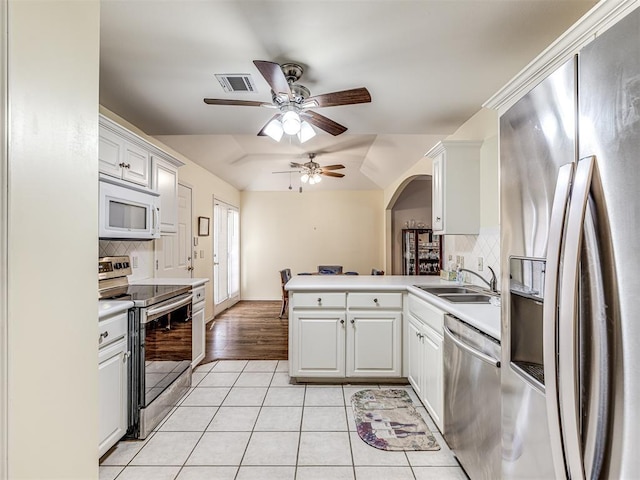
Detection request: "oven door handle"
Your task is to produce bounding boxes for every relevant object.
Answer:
[145,293,193,322]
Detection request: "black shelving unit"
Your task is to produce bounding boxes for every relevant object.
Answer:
[402,228,442,275]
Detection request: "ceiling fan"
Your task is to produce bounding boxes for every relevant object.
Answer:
[289,153,345,185]
[204,60,371,140]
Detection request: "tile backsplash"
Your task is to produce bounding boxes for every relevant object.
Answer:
[99,240,154,281]
[443,226,500,289]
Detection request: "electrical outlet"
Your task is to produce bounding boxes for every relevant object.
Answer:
[194,251,198,259]
[131,256,138,268]
[456,255,461,265]
[200,250,205,259]
[477,257,484,271]
[448,254,453,261]
[459,256,465,268]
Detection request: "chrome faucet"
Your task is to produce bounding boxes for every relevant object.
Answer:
[458,266,498,293]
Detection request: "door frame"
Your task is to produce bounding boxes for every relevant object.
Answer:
[212,196,240,316]
[1,0,8,476]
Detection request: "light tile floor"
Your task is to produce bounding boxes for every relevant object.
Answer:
[100,360,468,480]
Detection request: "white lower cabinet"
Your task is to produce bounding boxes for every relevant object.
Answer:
[192,285,206,367]
[98,311,129,457]
[347,311,402,377]
[291,310,346,377]
[290,291,402,379]
[406,294,445,431]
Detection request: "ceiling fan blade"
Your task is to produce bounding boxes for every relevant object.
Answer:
[306,87,371,108]
[257,113,282,136]
[321,171,345,178]
[302,111,347,136]
[253,60,291,96]
[290,162,305,168]
[320,164,345,171]
[204,98,266,107]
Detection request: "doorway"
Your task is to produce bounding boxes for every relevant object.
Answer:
[213,198,240,316]
[155,183,193,278]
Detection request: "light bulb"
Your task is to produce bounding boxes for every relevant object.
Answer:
[297,121,316,143]
[263,119,283,142]
[313,173,322,183]
[308,176,316,185]
[282,111,301,135]
[300,173,309,183]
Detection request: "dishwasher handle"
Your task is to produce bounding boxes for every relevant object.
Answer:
[444,325,501,368]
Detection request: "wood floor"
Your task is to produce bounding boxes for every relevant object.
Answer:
[203,300,288,363]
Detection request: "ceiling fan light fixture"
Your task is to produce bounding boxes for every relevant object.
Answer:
[282,110,301,135]
[300,172,310,183]
[263,118,284,142]
[297,121,316,143]
[308,176,317,185]
[313,173,322,183]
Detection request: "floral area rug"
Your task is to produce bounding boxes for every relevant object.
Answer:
[351,389,440,451]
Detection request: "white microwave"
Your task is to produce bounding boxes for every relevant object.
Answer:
[99,177,160,240]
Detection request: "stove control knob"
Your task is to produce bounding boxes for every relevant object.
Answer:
[123,262,130,268]
[114,263,122,269]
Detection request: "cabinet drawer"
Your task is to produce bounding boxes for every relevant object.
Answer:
[408,294,444,333]
[192,285,206,304]
[98,311,128,349]
[347,292,403,310]
[293,292,346,309]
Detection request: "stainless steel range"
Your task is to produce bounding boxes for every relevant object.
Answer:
[99,256,193,439]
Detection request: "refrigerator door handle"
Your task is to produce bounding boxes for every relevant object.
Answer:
[543,162,574,480]
[581,197,611,480]
[559,155,596,480]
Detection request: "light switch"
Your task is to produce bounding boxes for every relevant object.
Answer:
[200,250,205,259]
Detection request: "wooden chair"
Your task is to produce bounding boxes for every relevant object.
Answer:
[371,269,385,275]
[344,271,359,275]
[318,265,343,274]
[279,268,292,318]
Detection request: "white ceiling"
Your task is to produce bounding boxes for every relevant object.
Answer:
[100,0,598,191]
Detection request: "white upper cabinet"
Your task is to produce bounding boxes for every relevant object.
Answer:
[152,156,179,234]
[426,140,482,235]
[99,124,151,188]
[99,115,184,233]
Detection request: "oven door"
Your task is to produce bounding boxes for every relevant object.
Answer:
[139,293,193,408]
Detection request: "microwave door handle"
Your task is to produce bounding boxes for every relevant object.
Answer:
[152,206,159,235]
[543,162,574,480]
[559,155,596,480]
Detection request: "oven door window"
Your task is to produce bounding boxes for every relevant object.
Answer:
[142,302,192,407]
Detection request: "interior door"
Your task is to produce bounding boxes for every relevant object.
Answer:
[213,199,240,315]
[155,183,192,278]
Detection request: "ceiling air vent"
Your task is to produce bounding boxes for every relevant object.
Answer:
[215,74,257,93]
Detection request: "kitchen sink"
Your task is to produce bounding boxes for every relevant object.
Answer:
[416,286,477,295]
[438,294,492,304]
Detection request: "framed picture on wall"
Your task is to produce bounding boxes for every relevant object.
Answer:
[198,216,210,236]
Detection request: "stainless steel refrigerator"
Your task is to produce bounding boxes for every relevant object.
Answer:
[500,8,640,479]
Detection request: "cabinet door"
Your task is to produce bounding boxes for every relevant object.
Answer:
[291,310,345,377]
[191,305,205,367]
[422,325,444,431]
[346,311,402,377]
[122,142,151,187]
[152,156,179,233]
[432,154,444,232]
[406,315,424,396]
[98,338,128,457]
[98,128,124,179]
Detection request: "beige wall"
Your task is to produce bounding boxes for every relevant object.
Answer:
[99,107,240,321]
[7,1,100,478]
[241,190,384,300]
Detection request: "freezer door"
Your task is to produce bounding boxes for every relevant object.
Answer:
[578,8,640,478]
[500,57,577,480]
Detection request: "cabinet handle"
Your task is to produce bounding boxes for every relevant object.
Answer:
[118,162,125,168]
[340,319,345,324]
[373,298,378,304]
[125,163,131,169]
[350,319,355,324]
[436,217,441,222]
[415,331,420,338]
[317,298,322,304]
[122,351,131,363]
[187,266,194,271]
[99,331,109,341]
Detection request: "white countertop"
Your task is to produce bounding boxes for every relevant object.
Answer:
[130,277,209,287]
[286,274,501,341]
[98,300,134,319]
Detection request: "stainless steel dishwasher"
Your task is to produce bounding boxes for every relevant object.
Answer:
[443,314,501,480]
